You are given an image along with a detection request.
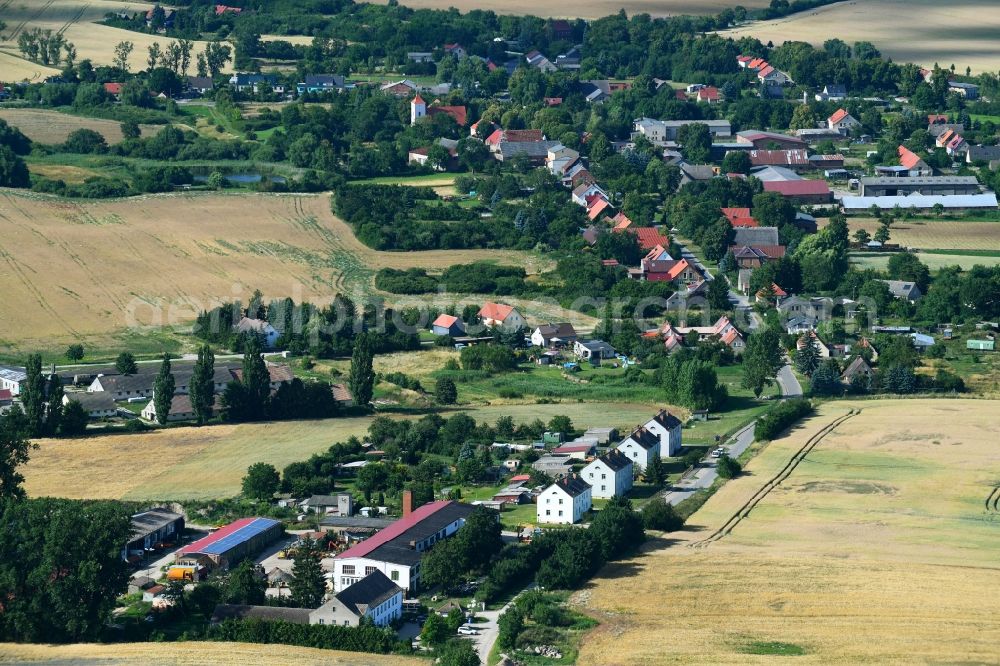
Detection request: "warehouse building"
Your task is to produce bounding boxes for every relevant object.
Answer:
[176,517,283,569]
[841,193,998,213]
[124,508,185,560]
[859,176,980,197]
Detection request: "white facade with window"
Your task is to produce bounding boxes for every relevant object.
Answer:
[537,480,592,524]
[581,456,633,499]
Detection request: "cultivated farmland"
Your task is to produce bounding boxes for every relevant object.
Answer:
[844,217,1000,251]
[0,49,59,81]
[575,399,1000,664]
[23,401,662,500]
[0,0,230,74]
[367,0,768,18]
[0,108,160,144]
[0,191,564,354]
[719,0,1000,74]
[0,641,423,665]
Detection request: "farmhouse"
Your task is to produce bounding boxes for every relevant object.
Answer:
[841,356,874,384]
[731,244,786,268]
[331,498,474,593]
[644,408,683,457]
[537,476,592,524]
[235,317,280,349]
[62,392,117,419]
[176,517,283,570]
[881,280,923,302]
[574,339,617,362]
[478,302,526,330]
[582,450,634,499]
[124,508,184,560]
[531,322,578,347]
[299,493,354,516]
[431,314,466,337]
[827,109,860,134]
[309,571,403,627]
[616,427,661,471]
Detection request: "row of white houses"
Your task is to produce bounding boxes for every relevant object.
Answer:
[537,410,683,524]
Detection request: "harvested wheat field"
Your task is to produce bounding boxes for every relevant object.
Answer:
[0,190,555,352]
[0,49,59,81]
[0,641,423,665]
[720,0,1000,74]
[576,399,1000,664]
[842,217,1000,251]
[22,401,654,500]
[369,0,767,18]
[0,108,161,144]
[0,0,231,73]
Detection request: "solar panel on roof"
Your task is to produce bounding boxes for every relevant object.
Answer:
[193,518,279,555]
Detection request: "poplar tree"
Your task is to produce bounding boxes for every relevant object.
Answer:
[348,333,374,407]
[189,345,215,425]
[153,354,175,425]
[21,354,45,437]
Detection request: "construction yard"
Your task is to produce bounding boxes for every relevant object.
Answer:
[0,190,562,355]
[575,399,1000,664]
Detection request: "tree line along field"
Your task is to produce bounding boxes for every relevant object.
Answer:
[0,190,560,356]
[367,0,769,19]
[575,399,1000,664]
[718,0,1000,74]
[21,401,665,500]
[0,0,232,76]
[0,641,424,665]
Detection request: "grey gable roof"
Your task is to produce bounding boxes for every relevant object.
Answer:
[554,475,591,497]
[598,449,632,472]
[334,571,401,615]
[364,502,475,566]
[733,226,780,246]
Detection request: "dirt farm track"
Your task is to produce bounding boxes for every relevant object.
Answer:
[575,399,1000,664]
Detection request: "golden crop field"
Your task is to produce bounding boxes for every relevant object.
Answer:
[368,0,768,18]
[0,641,423,665]
[0,49,59,81]
[0,190,562,354]
[0,0,231,76]
[0,108,161,144]
[576,399,1000,664]
[844,217,1000,251]
[720,0,1000,74]
[22,400,659,500]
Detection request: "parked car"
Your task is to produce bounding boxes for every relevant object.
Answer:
[457,625,480,636]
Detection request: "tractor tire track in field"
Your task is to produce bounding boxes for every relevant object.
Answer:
[690,410,861,548]
[7,0,56,41]
[0,241,79,337]
[986,486,1000,512]
[57,3,89,35]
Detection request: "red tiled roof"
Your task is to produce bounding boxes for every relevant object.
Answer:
[675,89,688,100]
[479,302,516,322]
[587,198,612,220]
[544,97,563,106]
[898,145,923,170]
[484,129,503,145]
[762,180,831,197]
[633,227,670,250]
[927,114,948,124]
[510,474,531,482]
[664,258,691,281]
[433,314,459,328]
[749,149,809,167]
[601,259,619,266]
[828,108,850,124]
[336,501,457,560]
[429,105,467,126]
[104,82,122,95]
[758,65,775,77]
[552,444,594,454]
[697,86,720,101]
[737,55,752,63]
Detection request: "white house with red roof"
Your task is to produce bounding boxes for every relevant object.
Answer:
[827,108,859,134]
[331,500,474,593]
[696,86,720,103]
[478,302,526,330]
[410,94,467,126]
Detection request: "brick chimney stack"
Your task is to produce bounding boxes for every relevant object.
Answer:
[402,490,414,517]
